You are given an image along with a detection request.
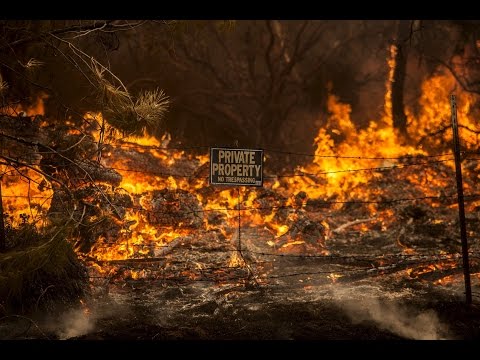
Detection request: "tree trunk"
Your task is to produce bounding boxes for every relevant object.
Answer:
[391,20,411,139]
[0,179,5,252]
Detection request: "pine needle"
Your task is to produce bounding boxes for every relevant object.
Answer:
[94,67,169,135]
[134,88,170,128]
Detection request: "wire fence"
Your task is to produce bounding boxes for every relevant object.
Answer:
[1,132,480,293]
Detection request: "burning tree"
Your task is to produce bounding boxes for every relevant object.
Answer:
[393,20,480,148]
[0,20,170,312]
[125,20,398,155]
[0,20,479,338]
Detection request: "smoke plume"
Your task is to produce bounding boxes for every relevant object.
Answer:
[56,307,96,340]
[327,284,450,340]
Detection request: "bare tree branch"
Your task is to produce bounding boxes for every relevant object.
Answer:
[431,56,480,95]
[0,20,148,51]
[0,155,72,199]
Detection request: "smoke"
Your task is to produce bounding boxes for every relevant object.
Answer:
[327,284,450,340]
[341,296,447,340]
[55,307,96,340]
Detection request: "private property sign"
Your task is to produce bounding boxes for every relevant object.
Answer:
[210,147,263,186]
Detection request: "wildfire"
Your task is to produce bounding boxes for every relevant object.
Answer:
[383,44,397,125]
[277,45,425,212]
[2,45,479,292]
[406,259,459,280]
[1,170,53,227]
[0,93,53,228]
[228,250,246,268]
[0,92,48,118]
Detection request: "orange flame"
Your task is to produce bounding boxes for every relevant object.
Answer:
[3,45,479,289]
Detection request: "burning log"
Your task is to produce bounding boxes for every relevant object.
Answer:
[189,163,222,205]
[252,188,288,216]
[0,115,47,164]
[37,130,125,188]
[103,144,202,179]
[206,211,228,227]
[189,162,210,186]
[141,188,204,228]
[73,160,122,187]
[275,214,328,253]
[0,114,47,139]
[49,185,134,253]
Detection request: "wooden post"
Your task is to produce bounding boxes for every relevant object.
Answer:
[450,94,472,306]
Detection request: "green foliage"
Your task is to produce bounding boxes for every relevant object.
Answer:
[0,218,88,314]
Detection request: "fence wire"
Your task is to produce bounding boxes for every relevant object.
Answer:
[2,134,480,294]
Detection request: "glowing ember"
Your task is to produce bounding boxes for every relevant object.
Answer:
[3,45,479,291]
[228,251,246,268]
[0,92,48,117]
[1,169,53,228]
[328,273,343,283]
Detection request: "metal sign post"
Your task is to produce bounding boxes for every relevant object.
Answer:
[210,148,263,187]
[450,94,472,306]
[210,147,263,286]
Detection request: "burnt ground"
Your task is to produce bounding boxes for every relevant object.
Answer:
[1,270,480,345]
[1,225,480,342]
[68,280,480,340]
[4,136,480,343]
